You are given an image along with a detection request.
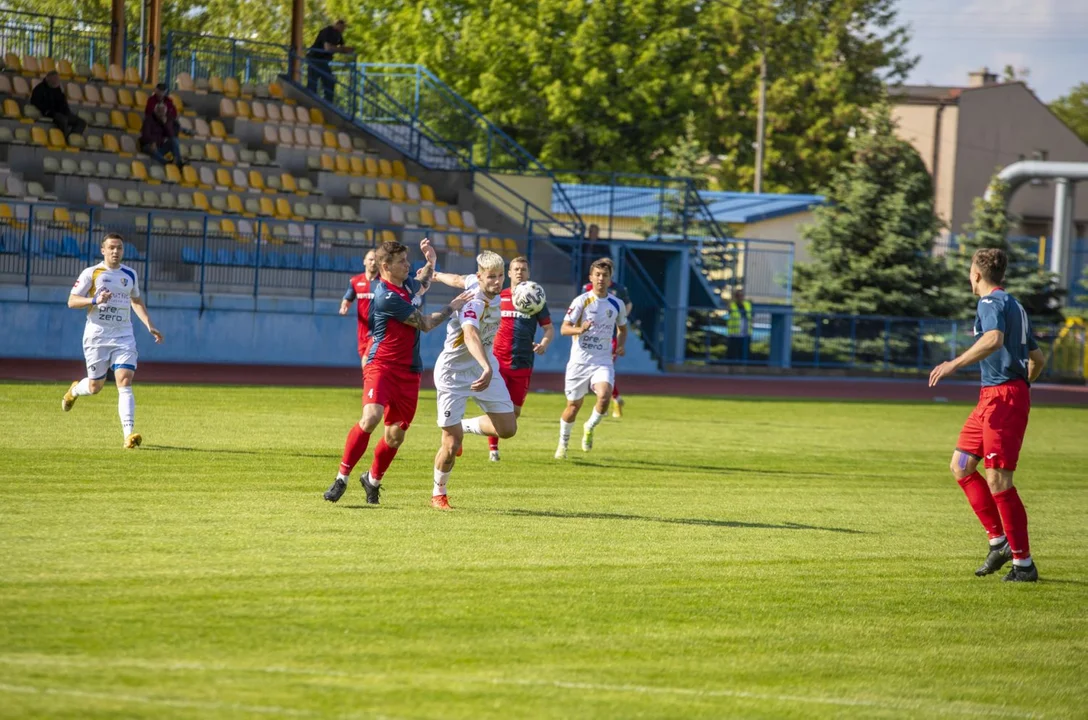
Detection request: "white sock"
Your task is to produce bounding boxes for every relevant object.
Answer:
[990,535,1007,547]
[73,378,94,396]
[433,467,450,497]
[462,417,485,436]
[1012,556,1033,567]
[118,386,135,437]
[585,409,605,430]
[559,420,573,447]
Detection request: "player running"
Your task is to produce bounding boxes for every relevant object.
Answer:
[457,256,554,461]
[324,240,472,505]
[582,274,632,418]
[426,250,516,508]
[61,233,164,448]
[929,248,1046,583]
[556,258,627,459]
[338,249,378,369]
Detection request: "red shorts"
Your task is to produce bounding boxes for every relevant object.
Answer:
[500,366,533,407]
[362,364,421,430]
[956,379,1031,471]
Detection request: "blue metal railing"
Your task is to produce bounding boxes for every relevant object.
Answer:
[0,200,534,302]
[0,8,120,69]
[163,31,290,88]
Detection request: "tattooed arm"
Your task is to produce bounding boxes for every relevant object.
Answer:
[400,290,473,332]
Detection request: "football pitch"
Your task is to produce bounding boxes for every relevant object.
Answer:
[1,381,1086,719]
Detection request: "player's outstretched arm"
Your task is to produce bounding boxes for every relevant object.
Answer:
[430,271,466,289]
[130,295,164,343]
[929,329,1003,386]
[1028,348,1047,383]
[402,291,473,332]
[462,324,493,391]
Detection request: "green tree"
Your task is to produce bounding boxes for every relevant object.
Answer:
[1050,82,1088,145]
[794,105,954,317]
[945,177,1065,322]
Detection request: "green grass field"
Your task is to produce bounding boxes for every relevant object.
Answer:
[1,381,1086,719]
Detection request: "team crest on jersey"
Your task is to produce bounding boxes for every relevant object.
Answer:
[120,277,128,287]
[606,309,613,318]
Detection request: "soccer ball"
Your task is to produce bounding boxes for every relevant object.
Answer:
[512,281,546,315]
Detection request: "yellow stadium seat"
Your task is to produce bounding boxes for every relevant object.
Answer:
[206,143,221,163]
[47,127,66,149]
[275,197,292,219]
[134,90,149,109]
[117,88,134,108]
[447,234,464,255]
[381,230,396,243]
[4,53,21,73]
[268,82,283,99]
[248,171,265,192]
[132,161,149,181]
[227,194,244,215]
[2,99,20,120]
[181,165,199,186]
[350,156,364,175]
[31,126,48,146]
[52,206,71,226]
[335,155,349,174]
[391,160,408,179]
[320,154,334,172]
[447,209,464,229]
[364,157,379,177]
[57,59,74,79]
[310,108,325,125]
[165,164,182,184]
[391,183,406,203]
[421,185,436,203]
[22,56,40,75]
[281,174,298,194]
[224,77,240,98]
[40,57,56,74]
[220,219,237,236]
[376,181,391,200]
[124,67,140,85]
[209,76,224,94]
[107,64,123,83]
[103,134,120,153]
[126,111,142,131]
[323,130,337,149]
[420,208,435,227]
[503,238,519,257]
[91,64,107,81]
[258,197,275,216]
[215,168,232,187]
[193,192,210,212]
[378,159,393,177]
[210,120,227,140]
[236,100,251,119]
[109,109,127,130]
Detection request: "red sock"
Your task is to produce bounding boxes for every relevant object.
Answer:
[957,472,1004,539]
[370,437,399,481]
[488,436,499,451]
[338,424,371,476]
[993,487,1031,560]
[612,384,620,399]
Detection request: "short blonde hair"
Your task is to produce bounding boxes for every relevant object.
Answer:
[476,251,504,274]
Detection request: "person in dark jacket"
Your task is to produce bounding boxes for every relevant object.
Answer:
[306,19,354,102]
[30,71,87,139]
[139,103,183,167]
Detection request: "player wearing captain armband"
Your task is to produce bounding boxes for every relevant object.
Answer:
[62,233,164,449]
[555,257,627,459]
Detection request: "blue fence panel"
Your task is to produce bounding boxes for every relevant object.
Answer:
[0,9,114,69]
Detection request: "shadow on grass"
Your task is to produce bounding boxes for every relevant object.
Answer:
[144,444,328,459]
[570,458,845,478]
[494,508,865,534]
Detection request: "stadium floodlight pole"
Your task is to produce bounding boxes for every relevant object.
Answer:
[709,0,769,195]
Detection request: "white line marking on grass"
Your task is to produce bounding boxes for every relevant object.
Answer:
[485,678,1042,719]
[0,682,312,716]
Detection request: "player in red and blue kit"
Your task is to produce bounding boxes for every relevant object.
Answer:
[484,256,555,461]
[339,249,378,369]
[929,248,1047,582]
[324,240,471,505]
[583,276,632,417]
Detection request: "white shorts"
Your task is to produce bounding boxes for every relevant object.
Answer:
[84,338,138,380]
[564,362,614,401]
[434,364,514,427]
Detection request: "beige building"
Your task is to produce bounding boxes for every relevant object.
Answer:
[891,69,1088,238]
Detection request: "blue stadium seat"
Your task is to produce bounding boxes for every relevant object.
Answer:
[42,239,62,257]
[233,248,256,267]
[283,253,303,270]
[260,250,279,268]
[333,255,350,272]
[60,237,81,257]
[214,248,232,265]
[316,254,333,272]
[181,247,201,264]
[124,242,145,261]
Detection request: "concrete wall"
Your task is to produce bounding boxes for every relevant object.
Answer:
[738,211,816,263]
[0,286,660,374]
[892,102,959,226]
[954,83,1088,233]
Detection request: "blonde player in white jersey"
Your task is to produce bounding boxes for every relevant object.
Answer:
[426,247,517,509]
[61,233,164,448]
[556,257,627,459]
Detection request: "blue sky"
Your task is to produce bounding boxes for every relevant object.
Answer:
[899,0,1088,101]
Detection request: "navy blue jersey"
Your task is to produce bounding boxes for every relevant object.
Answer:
[974,289,1039,387]
[366,277,424,373]
[493,287,552,371]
